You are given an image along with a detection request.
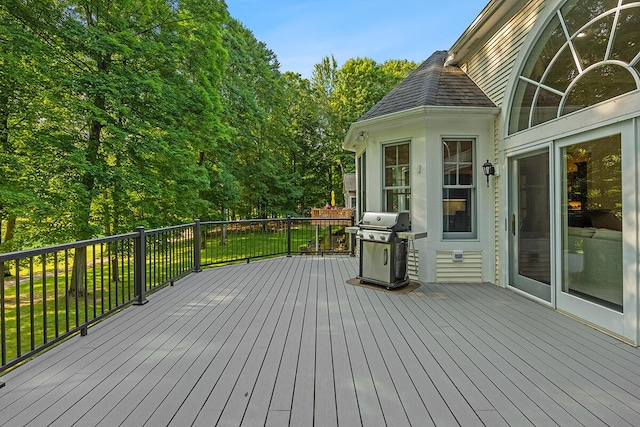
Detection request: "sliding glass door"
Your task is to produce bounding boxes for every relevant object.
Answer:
[509,151,551,302]
[560,134,623,311]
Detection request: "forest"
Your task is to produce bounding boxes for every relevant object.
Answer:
[0,0,417,252]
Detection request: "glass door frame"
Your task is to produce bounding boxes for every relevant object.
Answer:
[553,121,637,344]
[508,146,555,307]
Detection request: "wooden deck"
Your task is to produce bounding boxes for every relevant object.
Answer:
[2,256,640,426]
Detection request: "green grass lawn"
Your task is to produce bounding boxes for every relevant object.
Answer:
[2,223,349,365]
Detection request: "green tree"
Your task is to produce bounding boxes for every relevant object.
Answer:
[0,7,52,251]
[2,0,227,291]
[309,56,418,204]
[217,19,302,218]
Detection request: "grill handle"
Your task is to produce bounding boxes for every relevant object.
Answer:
[384,248,388,265]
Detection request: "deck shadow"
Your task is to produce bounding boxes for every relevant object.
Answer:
[345,278,421,294]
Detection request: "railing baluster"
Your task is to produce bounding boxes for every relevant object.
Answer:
[83,247,89,330]
[73,249,78,330]
[64,250,69,333]
[42,254,47,345]
[1,262,6,366]
[127,239,132,301]
[100,243,104,315]
[54,252,59,338]
[107,243,112,311]
[92,244,96,318]
[29,257,35,351]
[15,264,21,358]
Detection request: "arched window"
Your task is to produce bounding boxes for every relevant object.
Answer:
[509,0,640,134]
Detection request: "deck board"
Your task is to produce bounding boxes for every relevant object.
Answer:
[434,283,635,426]
[3,256,640,426]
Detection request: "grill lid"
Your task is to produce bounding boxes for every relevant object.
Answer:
[359,212,410,231]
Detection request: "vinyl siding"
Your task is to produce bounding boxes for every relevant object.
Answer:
[407,248,419,281]
[460,0,549,287]
[461,0,548,108]
[435,250,483,282]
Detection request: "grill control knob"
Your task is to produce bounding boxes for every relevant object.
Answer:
[369,234,374,240]
[380,235,386,241]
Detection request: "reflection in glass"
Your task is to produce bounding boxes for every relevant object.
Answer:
[562,134,622,311]
[442,139,476,239]
[612,8,640,63]
[571,15,614,68]
[384,142,410,213]
[533,89,562,126]
[443,189,472,233]
[509,80,536,133]
[543,47,578,92]
[386,189,410,213]
[443,140,474,186]
[525,16,566,83]
[517,153,551,288]
[385,145,396,166]
[509,2,640,134]
[562,64,637,115]
[561,0,618,35]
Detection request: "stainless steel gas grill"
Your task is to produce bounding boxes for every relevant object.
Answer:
[357,212,410,289]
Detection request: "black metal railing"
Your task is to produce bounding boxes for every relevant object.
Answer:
[0,216,354,375]
[198,217,354,267]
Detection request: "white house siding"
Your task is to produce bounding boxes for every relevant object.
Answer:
[349,0,640,345]
[488,0,640,343]
[492,117,501,285]
[461,0,547,108]
[351,110,496,284]
[435,250,483,282]
[457,0,547,286]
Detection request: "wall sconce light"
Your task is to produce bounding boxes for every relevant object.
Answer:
[482,159,495,187]
[356,132,367,142]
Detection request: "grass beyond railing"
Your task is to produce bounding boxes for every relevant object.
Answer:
[0,216,354,376]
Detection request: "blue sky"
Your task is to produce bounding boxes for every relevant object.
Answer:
[226,0,489,78]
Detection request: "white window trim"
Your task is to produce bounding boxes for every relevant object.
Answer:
[382,141,411,213]
[442,138,477,240]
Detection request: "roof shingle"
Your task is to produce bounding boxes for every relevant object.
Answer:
[358,51,496,122]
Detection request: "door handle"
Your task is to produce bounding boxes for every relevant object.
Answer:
[511,214,516,236]
[383,248,388,265]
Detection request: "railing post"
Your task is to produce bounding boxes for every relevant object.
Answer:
[286,215,292,257]
[134,226,148,305]
[194,219,202,272]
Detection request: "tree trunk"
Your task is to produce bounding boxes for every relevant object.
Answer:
[69,246,86,297]
[0,92,9,149]
[4,216,16,243]
[70,45,110,295]
[104,199,119,283]
[110,249,120,284]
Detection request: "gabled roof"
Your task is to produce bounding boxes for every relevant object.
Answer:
[342,173,356,193]
[358,51,496,122]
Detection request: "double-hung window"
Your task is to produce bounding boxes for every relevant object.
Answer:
[443,138,476,239]
[383,142,410,213]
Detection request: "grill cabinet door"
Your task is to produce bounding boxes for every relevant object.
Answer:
[360,240,392,284]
